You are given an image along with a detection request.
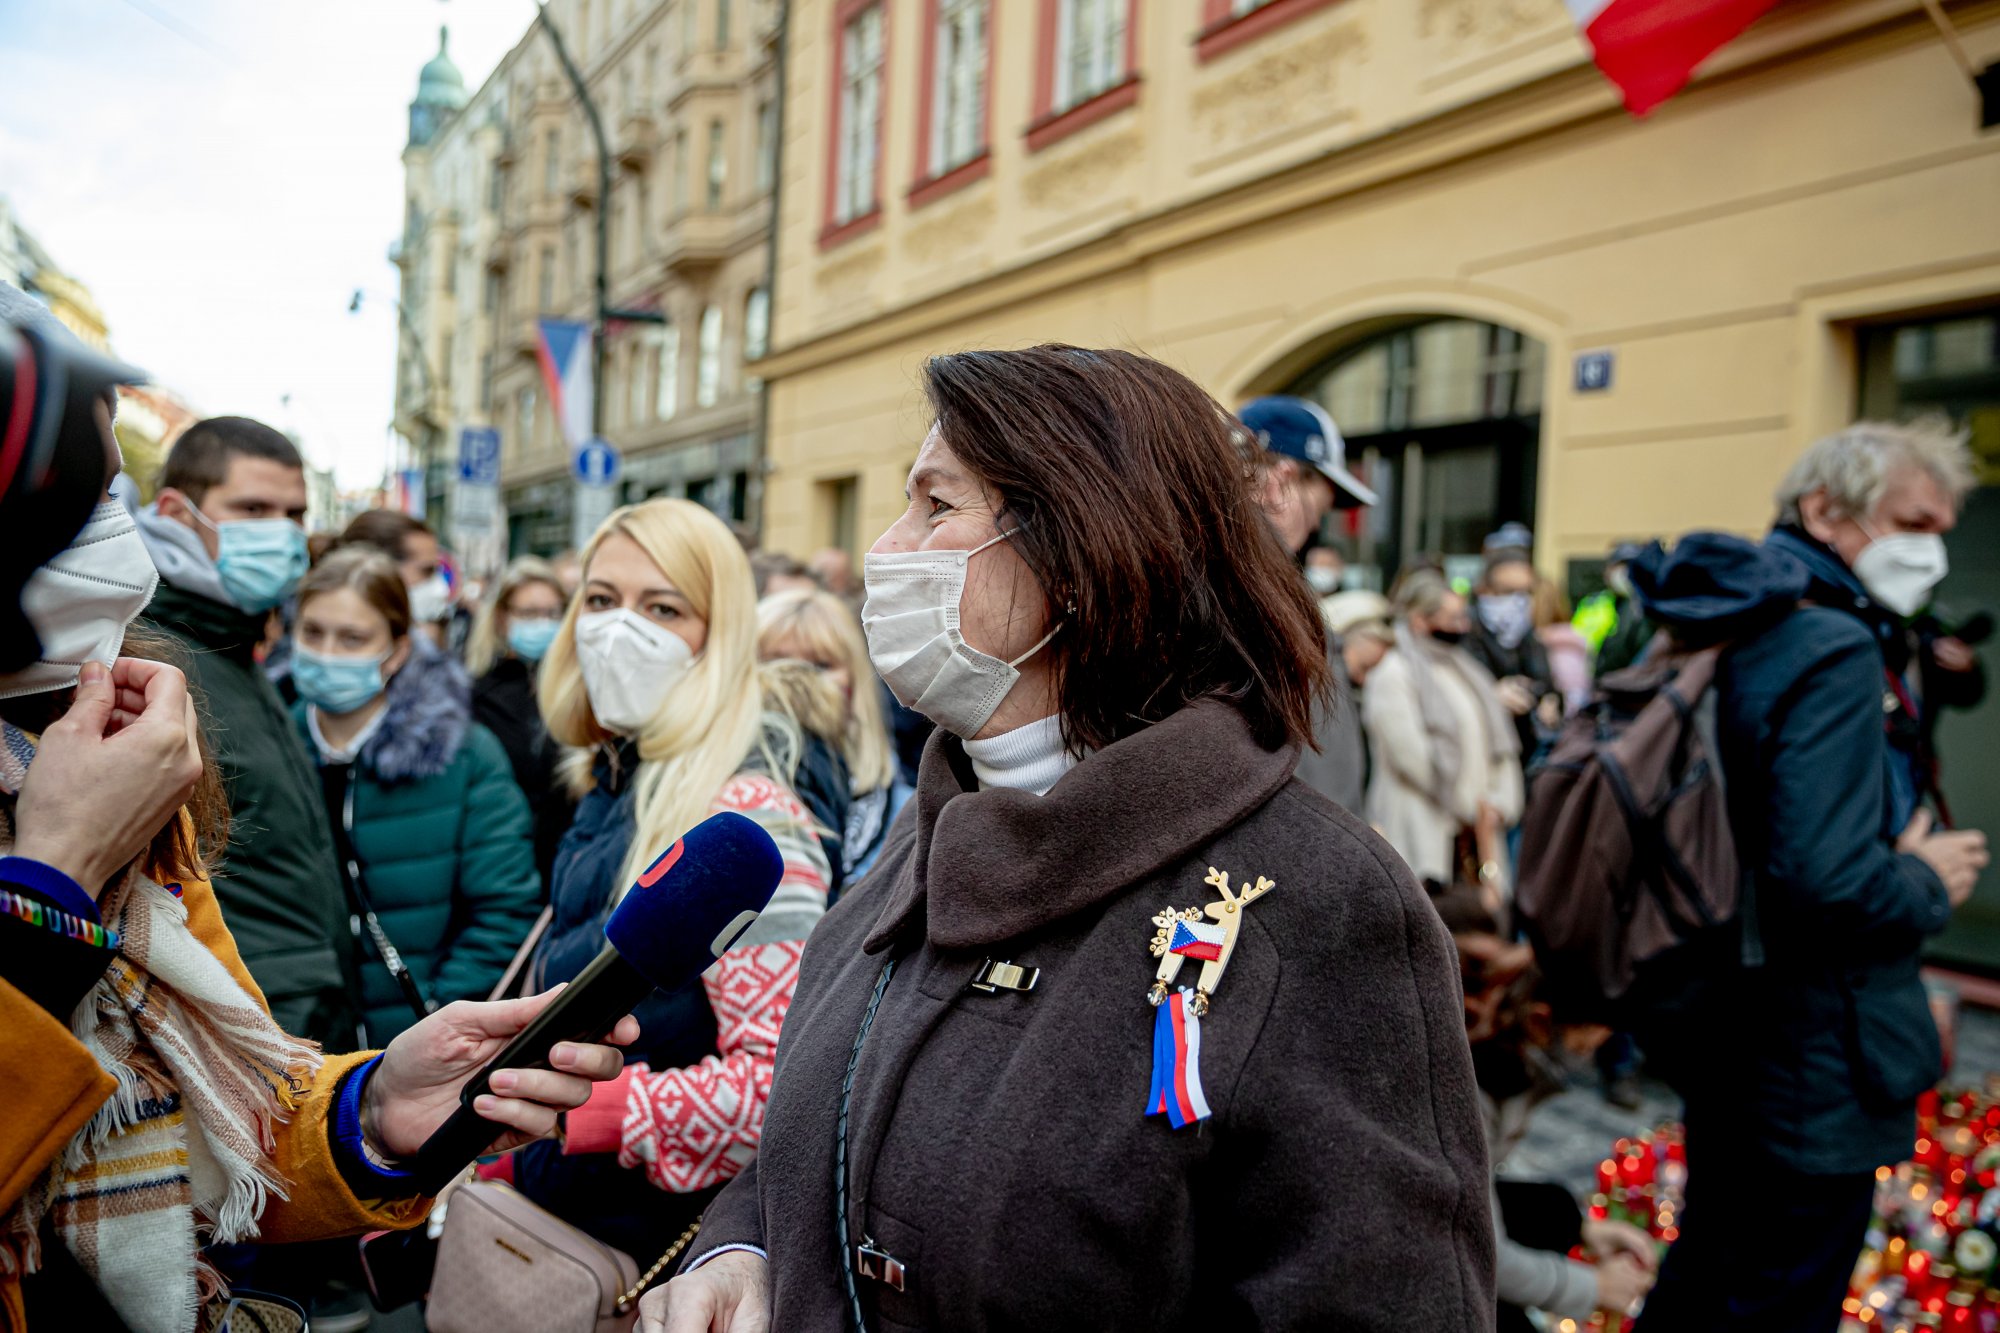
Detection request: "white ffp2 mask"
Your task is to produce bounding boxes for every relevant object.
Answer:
[574,607,695,734]
[861,528,1057,739]
[0,501,160,700]
[1853,530,1949,618]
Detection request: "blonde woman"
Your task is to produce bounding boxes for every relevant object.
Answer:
[466,556,573,882]
[509,499,833,1264]
[757,588,909,881]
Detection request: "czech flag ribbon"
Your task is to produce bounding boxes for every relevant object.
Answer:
[1145,988,1212,1129]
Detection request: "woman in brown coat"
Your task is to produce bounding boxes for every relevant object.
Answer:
[644,347,1495,1332]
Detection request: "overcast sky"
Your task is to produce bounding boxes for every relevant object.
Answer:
[0,0,539,487]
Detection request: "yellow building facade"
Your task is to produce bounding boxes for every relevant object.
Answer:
[757,0,1998,584]
[758,0,2000,959]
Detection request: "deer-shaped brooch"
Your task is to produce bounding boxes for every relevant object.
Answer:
[1143,867,1276,1129]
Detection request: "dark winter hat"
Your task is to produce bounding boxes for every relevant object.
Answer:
[1237,395,1377,508]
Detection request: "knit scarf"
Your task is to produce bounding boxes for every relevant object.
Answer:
[1391,623,1520,811]
[0,724,322,1333]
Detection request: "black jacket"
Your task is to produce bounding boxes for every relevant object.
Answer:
[471,656,576,886]
[1463,616,1556,762]
[1632,529,1951,1173]
[140,581,357,1046]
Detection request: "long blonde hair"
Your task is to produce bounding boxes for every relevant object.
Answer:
[757,588,897,794]
[465,556,565,677]
[539,499,798,889]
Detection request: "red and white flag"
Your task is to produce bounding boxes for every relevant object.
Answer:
[1568,0,1786,116]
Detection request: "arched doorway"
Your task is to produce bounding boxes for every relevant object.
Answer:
[1285,317,1545,590]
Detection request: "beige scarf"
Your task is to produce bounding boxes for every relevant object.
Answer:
[1,805,321,1333]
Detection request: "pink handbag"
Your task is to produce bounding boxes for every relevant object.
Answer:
[425,1179,699,1333]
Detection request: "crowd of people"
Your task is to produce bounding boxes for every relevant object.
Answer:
[0,281,1992,1333]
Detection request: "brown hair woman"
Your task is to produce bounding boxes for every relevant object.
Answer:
[644,346,1493,1331]
[290,549,542,1042]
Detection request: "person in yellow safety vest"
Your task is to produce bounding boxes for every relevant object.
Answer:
[1573,542,1656,676]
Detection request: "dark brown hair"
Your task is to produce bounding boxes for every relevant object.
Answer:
[922,345,1330,753]
[121,625,231,882]
[296,547,413,639]
[340,508,434,563]
[160,416,302,503]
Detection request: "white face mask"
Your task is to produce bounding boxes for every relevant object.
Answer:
[573,607,695,735]
[861,528,1058,738]
[408,571,453,623]
[1853,527,1949,618]
[0,501,160,700]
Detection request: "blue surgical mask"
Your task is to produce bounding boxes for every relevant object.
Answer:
[507,617,560,663]
[187,506,309,613]
[293,645,389,715]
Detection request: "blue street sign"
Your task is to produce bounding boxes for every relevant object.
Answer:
[1574,350,1615,393]
[573,436,621,488]
[457,427,502,486]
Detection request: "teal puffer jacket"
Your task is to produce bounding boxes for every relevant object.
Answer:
[295,641,544,1043]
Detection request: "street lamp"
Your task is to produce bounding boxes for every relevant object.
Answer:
[531,1,664,442]
[353,287,444,524]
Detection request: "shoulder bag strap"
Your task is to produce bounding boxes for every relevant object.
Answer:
[330,767,435,1021]
[486,905,554,1002]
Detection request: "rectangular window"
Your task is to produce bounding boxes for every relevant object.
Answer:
[655,322,681,419]
[755,97,778,192]
[833,4,885,227]
[744,286,770,361]
[716,0,731,48]
[1054,0,1126,113]
[479,351,493,411]
[816,475,860,557]
[627,343,647,423]
[517,385,537,452]
[930,0,987,177]
[696,305,725,408]
[444,249,458,296]
[673,128,690,214]
[440,332,454,389]
[537,244,556,311]
[543,129,561,196]
[706,120,727,211]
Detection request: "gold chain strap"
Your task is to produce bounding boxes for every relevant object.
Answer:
[615,1216,703,1314]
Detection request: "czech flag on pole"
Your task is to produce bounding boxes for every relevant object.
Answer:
[1567,0,1785,116]
[535,319,594,450]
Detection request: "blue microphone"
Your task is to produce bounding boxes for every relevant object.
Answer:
[406,810,784,1192]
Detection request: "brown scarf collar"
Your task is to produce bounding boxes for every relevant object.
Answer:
[862,700,1300,954]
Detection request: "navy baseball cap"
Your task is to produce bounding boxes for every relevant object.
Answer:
[1237,395,1377,509]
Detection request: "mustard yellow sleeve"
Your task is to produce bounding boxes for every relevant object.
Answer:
[0,976,115,1216]
[255,1049,433,1244]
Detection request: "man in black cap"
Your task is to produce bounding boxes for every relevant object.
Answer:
[1239,395,1378,813]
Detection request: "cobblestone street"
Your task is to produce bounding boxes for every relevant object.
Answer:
[1507,997,2000,1198]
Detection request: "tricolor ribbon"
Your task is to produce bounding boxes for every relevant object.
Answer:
[1145,988,1212,1129]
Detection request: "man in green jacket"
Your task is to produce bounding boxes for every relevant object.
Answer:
[134,418,356,1046]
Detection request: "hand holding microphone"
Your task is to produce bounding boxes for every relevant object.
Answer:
[402,810,786,1193]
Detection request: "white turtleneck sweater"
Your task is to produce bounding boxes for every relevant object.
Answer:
[960,714,1079,796]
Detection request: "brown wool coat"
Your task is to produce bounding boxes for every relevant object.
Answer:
[693,701,1496,1331]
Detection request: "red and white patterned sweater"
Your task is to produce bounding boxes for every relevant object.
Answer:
[560,771,831,1193]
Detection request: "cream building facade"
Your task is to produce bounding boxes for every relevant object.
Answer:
[395,2,783,555]
[760,0,2000,961]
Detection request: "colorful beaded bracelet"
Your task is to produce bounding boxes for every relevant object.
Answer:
[0,888,119,950]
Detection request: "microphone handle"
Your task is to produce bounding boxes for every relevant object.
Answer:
[404,947,657,1195]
